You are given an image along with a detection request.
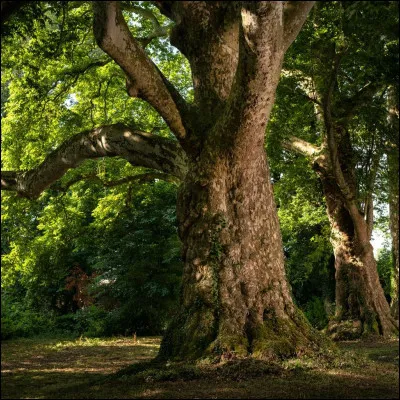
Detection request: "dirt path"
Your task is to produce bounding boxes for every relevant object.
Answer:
[1,337,398,399]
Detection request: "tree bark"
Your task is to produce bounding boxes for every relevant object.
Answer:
[159,119,321,361]
[156,1,324,361]
[1,124,187,199]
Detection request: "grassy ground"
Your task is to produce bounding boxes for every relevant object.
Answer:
[1,336,398,399]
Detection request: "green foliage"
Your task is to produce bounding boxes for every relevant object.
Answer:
[304,297,329,330]
[376,244,394,303]
[1,178,182,339]
[1,296,54,340]
[72,306,108,337]
[1,1,188,339]
[85,181,182,335]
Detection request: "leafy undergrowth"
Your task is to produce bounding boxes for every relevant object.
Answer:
[1,336,398,399]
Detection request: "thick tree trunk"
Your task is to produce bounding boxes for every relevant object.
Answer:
[156,1,324,361]
[318,173,398,339]
[159,131,323,361]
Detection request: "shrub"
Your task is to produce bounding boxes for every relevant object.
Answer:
[73,305,108,337]
[304,297,329,330]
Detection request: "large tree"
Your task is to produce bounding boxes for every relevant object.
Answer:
[1,1,324,360]
[274,2,398,338]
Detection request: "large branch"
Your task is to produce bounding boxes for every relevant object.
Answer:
[283,1,315,52]
[1,124,188,199]
[221,2,314,148]
[219,2,285,148]
[281,135,321,158]
[121,3,170,47]
[92,1,187,141]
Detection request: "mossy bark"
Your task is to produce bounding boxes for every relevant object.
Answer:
[159,141,324,361]
[156,2,324,361]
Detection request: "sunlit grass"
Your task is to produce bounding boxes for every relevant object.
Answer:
[45,336,161,350]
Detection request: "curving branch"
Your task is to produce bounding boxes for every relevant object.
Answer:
[92,1,187,142]
[121,3,170,47]
[283,1,316,52]
[122,3,163,30]
[1,123,188,199]
[281,135,321,158]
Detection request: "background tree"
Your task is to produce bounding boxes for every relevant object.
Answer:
[386,85,399,318]
[270,1,398,338]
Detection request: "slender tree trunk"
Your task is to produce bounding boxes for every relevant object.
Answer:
[317,171,398,339]
[389,184,399,319]
[387,86,399,319]
[159,129,322,361]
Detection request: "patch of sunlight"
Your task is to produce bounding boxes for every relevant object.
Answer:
[139,389,164,397]
[45,336,161,350]
[31,375,46,380]
[324,369,372,379]
[282,358,314,370]
[28,367,117,373]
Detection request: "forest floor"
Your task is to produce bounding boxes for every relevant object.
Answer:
[1,336,398,399]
